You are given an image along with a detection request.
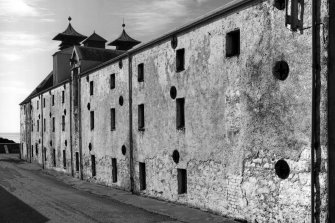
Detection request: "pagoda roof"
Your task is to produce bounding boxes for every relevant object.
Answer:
[82,32,107,44]
[108,29,140,46]
[53,22,87,42]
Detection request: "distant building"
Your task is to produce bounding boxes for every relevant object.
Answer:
[20,1,335,222]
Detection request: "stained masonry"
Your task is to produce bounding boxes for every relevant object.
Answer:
[20,0,333,222]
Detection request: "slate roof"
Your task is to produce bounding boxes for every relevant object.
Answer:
[82,32,107,44]
[53,23,87,41]
[74,46,125,62]
[20,71,54,105]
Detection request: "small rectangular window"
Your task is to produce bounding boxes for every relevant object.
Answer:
[53,149,56,167]
[35,144,38,156]
[43,98,46,108]
[110,74,115,89]
[37,101,39,110]
[52,95,55,106]
[226,29,240,57]
[90,81,94,96]
[91,155,96,177]
[176,98,185,129]
[52,117,55,132]
[139,162,146,190]
[44,147,47,161]
[31,123,33,132]
[62,115,65,131]
[90,111,94,130]
[112,158,117,183]
[75,152,79,172]
[111,108,115,131]
[138,104,144,131]
[176,48,185,72]
[37,120,39,132]
[177,168,187,194]
[31,145,33,157]
[63,150,66,169]
[62,91,65,104]
[43,118,46,132]
[138,63,144,82]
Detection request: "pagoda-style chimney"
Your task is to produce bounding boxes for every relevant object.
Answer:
[52,17,87,50]
[108,22,140,51]
[81,31,107,49]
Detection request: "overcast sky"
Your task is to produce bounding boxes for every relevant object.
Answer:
[0,0,229,133]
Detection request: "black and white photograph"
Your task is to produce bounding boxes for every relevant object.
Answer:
[0,0,333,222]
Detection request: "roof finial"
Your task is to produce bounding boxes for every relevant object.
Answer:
[122,18,125,29]
[68,16,72,23]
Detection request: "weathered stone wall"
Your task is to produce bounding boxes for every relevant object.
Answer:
[41,83,71,173]
[30,96,42,164]
[80,58,130,190]
[130,0,327,222]
[18,0,331,221]
[49,83,71,174]
[19,105,28,159]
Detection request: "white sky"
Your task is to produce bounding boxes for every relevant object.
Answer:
[0,0,229,133]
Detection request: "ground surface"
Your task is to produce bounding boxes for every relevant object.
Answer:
[0,154,180,223]
[0,154,237,223]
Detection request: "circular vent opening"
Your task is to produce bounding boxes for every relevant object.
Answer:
[275,159,290,179]
[121,145,126,155]
[274,0,285,10]
[172,150,180,164]
[273,60,289,81]
[170,86,177,99]
[119,96,124,106]
[171,35,178,49]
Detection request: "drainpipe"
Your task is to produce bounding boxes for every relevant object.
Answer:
[70,77,74,177]
[328,0,335,221]
[78,68,83,180]
[128,55,134,193]
[41,95,45,169]
[311,0,320,222]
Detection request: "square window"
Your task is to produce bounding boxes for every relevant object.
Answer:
[90,81,94,96]
[112,158,117,183]
[91,155,96,177]
[75,152,79,172]
[62,91,65,104]
[138,63,144,82]
[176,98,185,129]
[90,111,94,130]
[53,149,56,167]
[63,150,66,169]
[138,104,144,131]
[226,29,240,57]
[62,115,65,131]
[52,117,55,132]
[110,74,115,89]
[111,108,115,131]
[139,162,146,190]
[176,48,185,72]
[177,168,187,194]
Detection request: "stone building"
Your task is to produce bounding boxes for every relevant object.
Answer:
[20,0,335,222]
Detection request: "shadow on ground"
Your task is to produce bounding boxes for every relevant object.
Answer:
[0,186,49,223]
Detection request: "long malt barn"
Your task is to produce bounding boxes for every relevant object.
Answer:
[20,0,335,222]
